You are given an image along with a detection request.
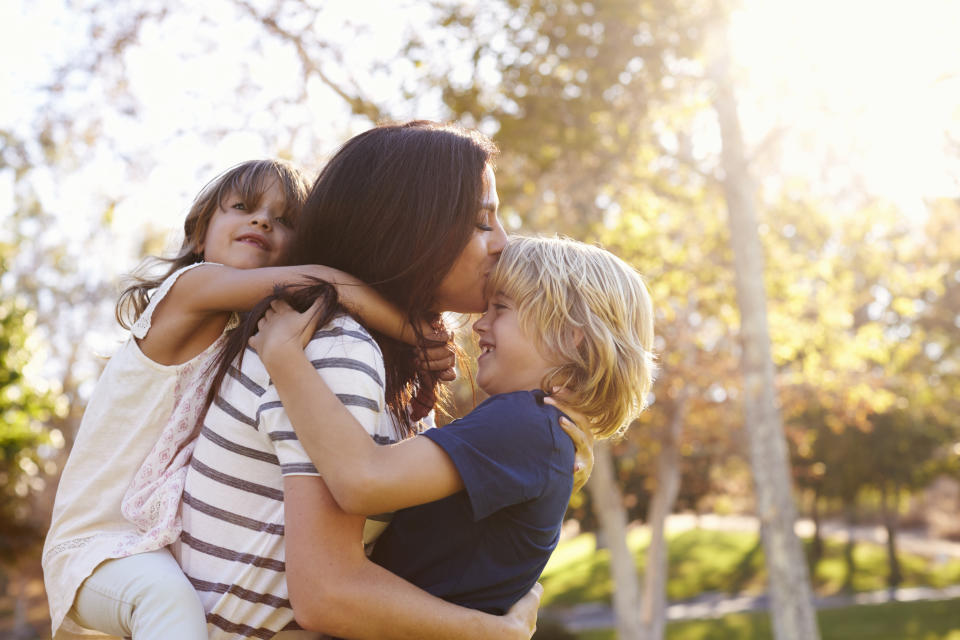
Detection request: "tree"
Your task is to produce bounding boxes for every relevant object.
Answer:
[707,26,821,640]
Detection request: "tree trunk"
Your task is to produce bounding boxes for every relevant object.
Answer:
[842,498,857,594]
[639,388,690,640]
[588,441,642,640]
[809,489,823,571]
[880,483,902,591]
[709,28,821,640]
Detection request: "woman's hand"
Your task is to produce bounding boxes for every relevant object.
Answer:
[249,298,325,367]
[544,391,596,493]
[503,582,543,639]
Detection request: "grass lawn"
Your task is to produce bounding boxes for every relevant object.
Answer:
[574,598,960,639]
[539,528,960,608]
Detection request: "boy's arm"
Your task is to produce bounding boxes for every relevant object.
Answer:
[252,302,464,515]
[283,475,540,640]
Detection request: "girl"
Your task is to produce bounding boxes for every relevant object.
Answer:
[176,122,559,639]
[252,234,656,615]
[41,159,442,640]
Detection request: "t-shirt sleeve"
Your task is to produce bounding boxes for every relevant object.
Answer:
[258,317,387,476]
[424,394,559,520]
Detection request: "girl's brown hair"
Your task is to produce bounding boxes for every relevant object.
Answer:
[115,159,310,329]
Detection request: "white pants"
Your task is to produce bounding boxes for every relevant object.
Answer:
[68,549,207,640]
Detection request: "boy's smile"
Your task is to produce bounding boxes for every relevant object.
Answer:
[473,292,558,396]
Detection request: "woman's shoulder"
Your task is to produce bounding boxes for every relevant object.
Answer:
[306,312,383,362]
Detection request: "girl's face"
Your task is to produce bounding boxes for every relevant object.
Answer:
[431,165,507,313]
[200,179,294,269]
[472,292,558,395]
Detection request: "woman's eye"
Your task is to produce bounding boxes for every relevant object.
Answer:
[476,222,493,231]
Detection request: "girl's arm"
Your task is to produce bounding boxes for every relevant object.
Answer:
[169,263,419,342]
[140,262,454,367]
[283,474,540,639]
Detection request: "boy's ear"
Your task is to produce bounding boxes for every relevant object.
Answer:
[570,326,585,349]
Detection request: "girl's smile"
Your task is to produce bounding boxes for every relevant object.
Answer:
[200,179,293,269]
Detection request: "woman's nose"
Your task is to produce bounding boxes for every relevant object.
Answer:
[490,223,507,254]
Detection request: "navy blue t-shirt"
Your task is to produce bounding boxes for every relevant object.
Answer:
[370,390,576,614]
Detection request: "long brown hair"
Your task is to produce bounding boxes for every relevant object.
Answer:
[206,121,498,436]
[115,159,310,329]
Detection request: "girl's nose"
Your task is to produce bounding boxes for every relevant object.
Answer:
[249,209,271,229]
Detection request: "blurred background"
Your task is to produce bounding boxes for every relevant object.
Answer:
[2,0,959,638]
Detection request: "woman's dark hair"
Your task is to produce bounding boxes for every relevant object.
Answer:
[206,121,498,436]
[115,159,309,329]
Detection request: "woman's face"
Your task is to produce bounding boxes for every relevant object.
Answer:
[432,164,507,313]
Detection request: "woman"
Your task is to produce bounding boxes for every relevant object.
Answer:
[176,121,542,639]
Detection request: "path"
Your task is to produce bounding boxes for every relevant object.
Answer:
[552,584,960,632]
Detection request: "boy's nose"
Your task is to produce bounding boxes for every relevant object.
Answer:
[472,314,488,335]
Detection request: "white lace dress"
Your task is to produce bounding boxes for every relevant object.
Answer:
[41,263,237,638]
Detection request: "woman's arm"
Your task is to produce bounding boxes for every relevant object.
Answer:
[251,299,464,515]
[283,475,539,640]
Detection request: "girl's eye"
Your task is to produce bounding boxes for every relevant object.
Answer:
[231,201,247,211]
[492,302,508,311]
[275,216,293,228]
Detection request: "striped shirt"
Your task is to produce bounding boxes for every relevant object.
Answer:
[175,314,395,640]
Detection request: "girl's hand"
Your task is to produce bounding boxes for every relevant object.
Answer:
[544,391,595,493]
[503,582,543,639]
[249,298,325,367]
[414,328,457,382]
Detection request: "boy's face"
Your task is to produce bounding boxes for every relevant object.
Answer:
[472,292,558,396]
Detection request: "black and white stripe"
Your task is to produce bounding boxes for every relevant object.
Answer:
[176,315,393,639]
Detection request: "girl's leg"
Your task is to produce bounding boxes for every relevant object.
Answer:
[69,548,207,640]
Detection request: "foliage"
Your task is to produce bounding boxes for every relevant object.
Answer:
[539,529,960,608]
[0,245,63,561]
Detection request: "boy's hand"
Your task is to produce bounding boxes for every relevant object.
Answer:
[544,390,595,493]
[249,298,324,366]
[503,582,542,639]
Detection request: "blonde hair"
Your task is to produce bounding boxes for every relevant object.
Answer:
[115,159,310,329]
[487,235,656,439]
